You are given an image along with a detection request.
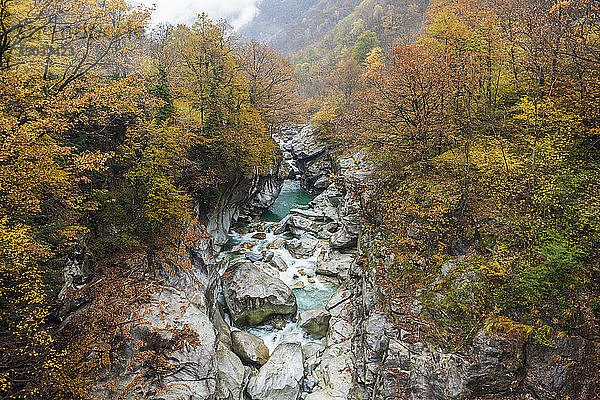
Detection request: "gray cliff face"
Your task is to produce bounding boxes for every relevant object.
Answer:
[275,125,335,195]
[90,224,226,400]
[348,233,600,399]
[207,159,287,247]
[278,125,600,399]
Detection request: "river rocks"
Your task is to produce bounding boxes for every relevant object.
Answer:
[316,250,354,279]
[222,262,297,326]
[285,234,320,258]
[247,343,305,400]
[217,348,248,400]
[300,308,331,339]
[231,329,270,366]
[268,253,289,271]
[245,251,262,262]
[251,232,267,239]
[267,237,286,249]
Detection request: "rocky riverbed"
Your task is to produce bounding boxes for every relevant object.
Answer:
[215,164,363,399]
[73,124,598,400]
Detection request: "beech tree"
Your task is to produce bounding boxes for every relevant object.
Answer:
[239,40,301,128]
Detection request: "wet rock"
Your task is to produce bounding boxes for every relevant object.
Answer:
[291,281,305,289]
[217,348,247,400]
[262,250,274,262]
[274,215,291,235]
[222,262,297,326]
[299,308,331,339]
[252,232,267,239]
[269,316,289,330]
[268,253,289,272]
[231,242,256,253]
[313,174,331,191]
[285,234,320,258]
[231,329,270,366]
[247,343,305,400]
[267,238,286,249]
[245,251,263,262]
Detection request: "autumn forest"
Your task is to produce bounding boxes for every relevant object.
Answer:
[1,0,599,399]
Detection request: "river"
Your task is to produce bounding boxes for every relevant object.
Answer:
[217,179,338,353]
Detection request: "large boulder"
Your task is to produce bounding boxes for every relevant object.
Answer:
[247,343,305,400]
[268,253,289,272]
[231,329,270,366]
[216,348,248,400]
[316,250,354,279]
[299,308,331,339]
[223,262,297,326]
[285,234,320,258]
[290,125,326,160]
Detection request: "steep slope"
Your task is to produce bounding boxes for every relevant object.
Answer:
[239,0,363,55]
[239,0,429,57]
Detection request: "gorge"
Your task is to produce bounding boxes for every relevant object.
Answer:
[2,1,600,399]
[75,125,598,400]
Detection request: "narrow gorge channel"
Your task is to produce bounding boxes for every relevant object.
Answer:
[213,125,362,400]
[218,180,338,352]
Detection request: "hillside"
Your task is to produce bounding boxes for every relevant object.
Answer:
[239,0,362,55]
[240,0,429,56]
